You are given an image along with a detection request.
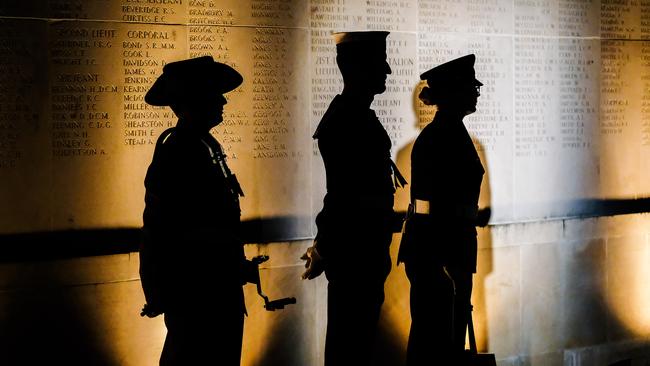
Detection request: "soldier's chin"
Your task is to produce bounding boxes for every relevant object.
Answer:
[211,114,224,127]
[465,105,477,115]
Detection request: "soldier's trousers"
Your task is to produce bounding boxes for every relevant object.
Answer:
[405,260,473,366]
[160,286,245,366]
[323,230,392,366]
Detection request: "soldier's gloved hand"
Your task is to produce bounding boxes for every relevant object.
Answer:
[242,259,261,285]
[476,207,491,227]
[300,243,325,280]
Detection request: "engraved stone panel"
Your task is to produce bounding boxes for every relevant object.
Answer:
[642,41,650,195]
[120,0,186,24]
[600,0,650,40]
[514,0,559,37]
[600,39,642,198]
[513,36,561,219]
[467,35,514,222]
[187,0,308,28]
[1,0,308,27]
[418,0,513,35]
[364,0,417,32]
[221,27,311,231]
[47,21,187,230]
[558,0,598,37]
[1,0,650,234]
[0,19,51,233]
[0,13,311,234]
[311,0,416,32]
[513,36,601,219]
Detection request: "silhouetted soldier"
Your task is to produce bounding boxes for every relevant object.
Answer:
[399,54,490,365]
[140,56,251,366]
[302,31,406,365]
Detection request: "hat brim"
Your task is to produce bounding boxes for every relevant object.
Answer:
[145,61,243,106]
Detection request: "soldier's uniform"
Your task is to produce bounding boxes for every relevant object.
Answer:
[313,31,405,366]
[399,54,484,365]
[140,56,246,366]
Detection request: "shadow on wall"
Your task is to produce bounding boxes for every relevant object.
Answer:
[248,314,308,366]
[473,139,493,354]
[370,83,422,366]
[373,311,407,366]
[0,266,118,365]
[368,79,650,365]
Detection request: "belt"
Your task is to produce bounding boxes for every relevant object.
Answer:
[324,193,393,210]
[413,199,430,214]
[411,199,478,221]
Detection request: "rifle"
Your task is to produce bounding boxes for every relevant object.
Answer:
[250,255,297,311]
[140,254,296,317]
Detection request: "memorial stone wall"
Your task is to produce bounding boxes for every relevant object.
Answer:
[1,0,649,235]
[2,2,650,366]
